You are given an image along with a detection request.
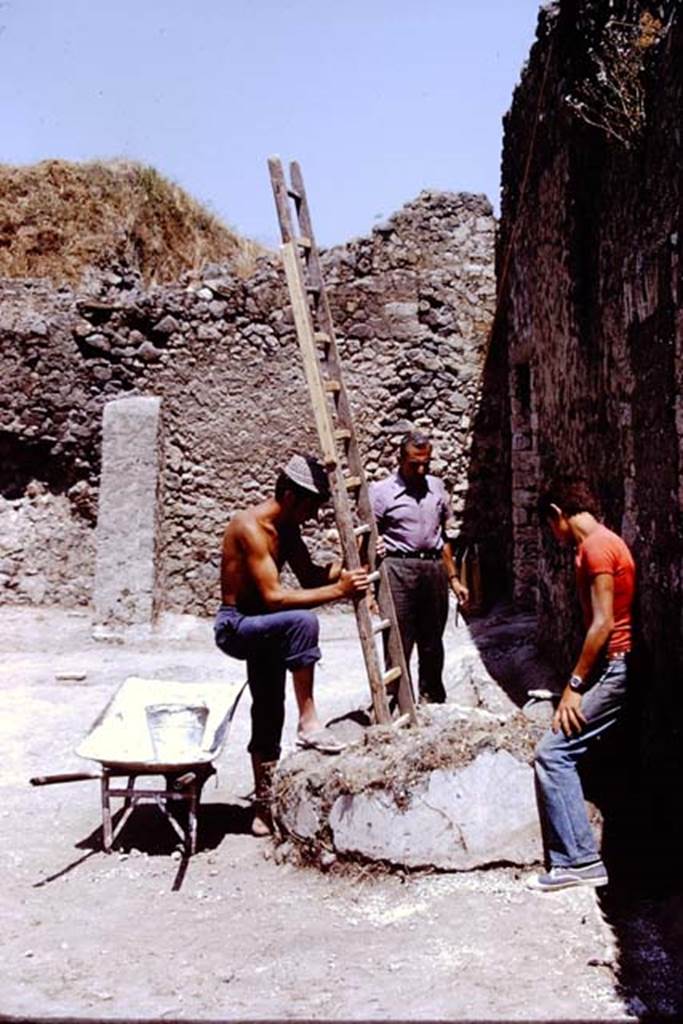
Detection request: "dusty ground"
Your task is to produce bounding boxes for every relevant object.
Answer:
[1,601,680,1021]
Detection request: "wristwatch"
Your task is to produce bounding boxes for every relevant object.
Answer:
[568,674,583,692]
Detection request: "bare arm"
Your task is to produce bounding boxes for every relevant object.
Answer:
[442,538,469,607]
[286,533,342,588]
[573,572,615,680]
[553,572,614,736]
[242,522,366,611]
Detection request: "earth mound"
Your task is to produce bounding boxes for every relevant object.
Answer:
[0,159,264,285]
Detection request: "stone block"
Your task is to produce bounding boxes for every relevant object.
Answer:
[93,396,162,632]
[328,750,541,869]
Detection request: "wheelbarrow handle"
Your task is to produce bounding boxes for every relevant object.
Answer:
[30,771,102,786]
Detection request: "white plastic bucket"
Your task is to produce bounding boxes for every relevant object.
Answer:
[145,702,209,763]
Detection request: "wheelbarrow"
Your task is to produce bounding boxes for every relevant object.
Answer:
[31,676,246,857]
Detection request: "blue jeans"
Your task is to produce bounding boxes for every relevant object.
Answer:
[214,605,321,761]
[534,658,629,868]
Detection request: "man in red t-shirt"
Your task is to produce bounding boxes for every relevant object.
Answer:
[528,477,636,892]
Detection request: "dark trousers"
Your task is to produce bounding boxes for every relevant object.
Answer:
[385,558,450,702]
[214,605,321,761]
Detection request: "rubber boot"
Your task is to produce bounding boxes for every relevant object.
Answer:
[251,756,277,837]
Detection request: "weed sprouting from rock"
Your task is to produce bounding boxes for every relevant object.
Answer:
[565,3,673,147]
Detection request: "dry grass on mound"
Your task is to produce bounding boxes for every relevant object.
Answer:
[0,159,266,285]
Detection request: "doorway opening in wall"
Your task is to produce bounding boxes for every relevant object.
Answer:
[0,431,77,499]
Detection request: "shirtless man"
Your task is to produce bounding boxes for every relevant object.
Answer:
[214,454,369,834]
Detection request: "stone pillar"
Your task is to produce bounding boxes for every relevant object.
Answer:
[93,396,162,635]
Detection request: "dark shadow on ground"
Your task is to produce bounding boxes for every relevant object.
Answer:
[557,689,683,1016]
[74,799,254,856]
[458,601,683,1016]
[462,601,560,709]
[32,801,254,892]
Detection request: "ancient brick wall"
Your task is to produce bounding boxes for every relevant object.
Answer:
[499,0,682,829]
[0,191,496,614]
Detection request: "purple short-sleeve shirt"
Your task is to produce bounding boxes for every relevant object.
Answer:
[369,472,452,553]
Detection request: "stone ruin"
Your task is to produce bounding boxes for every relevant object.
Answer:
[0,181,548,873]
[6,0,680,874]
[495,0,682,876]
[0,190,498,628]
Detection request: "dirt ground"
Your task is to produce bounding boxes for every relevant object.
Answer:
[1,602,680,1021]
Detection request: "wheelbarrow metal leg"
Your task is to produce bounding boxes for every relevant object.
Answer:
[101,773,113,852]
[188,784,199,856]
[124,775,137,808]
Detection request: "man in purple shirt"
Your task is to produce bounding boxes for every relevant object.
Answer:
[370,430,469,703]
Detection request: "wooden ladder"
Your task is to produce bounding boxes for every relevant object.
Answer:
[268,156,417,727]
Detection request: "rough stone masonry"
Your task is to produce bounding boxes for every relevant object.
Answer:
[495,0,682,872]
[0,190,496,617]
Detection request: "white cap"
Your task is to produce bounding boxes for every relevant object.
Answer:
[282,454,330,500]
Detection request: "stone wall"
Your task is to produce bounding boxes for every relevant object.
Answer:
[0,487,94,607]
[499,0,682,861]
[0,191,496,615]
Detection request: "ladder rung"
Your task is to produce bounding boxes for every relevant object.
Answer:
[297,236,312,250]
[325,379,341,393]
[335,428,352,442]
[354,523,372,536]
[306,283,321,295]
[315,331,331,346]
[367,570,381,584]
[288,187,302,202]
[373,618,391,634]
[394,712,411,729]
[345,476,361,491]
[383,667,402,686]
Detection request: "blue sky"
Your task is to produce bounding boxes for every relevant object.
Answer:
[1,1,541,247]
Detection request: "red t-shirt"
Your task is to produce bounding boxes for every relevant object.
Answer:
[575,524,636,656]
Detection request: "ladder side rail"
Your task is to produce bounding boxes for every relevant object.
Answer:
[319,333,418,719]
[272,160,410,724]
[289,160,416,723]
[289,161,323,290]
[280,243,392,724]
[289,162,370,491]
[267,157,296,244]
[280,243,339,469]
[333,496,395,724]
[289,161,344,394]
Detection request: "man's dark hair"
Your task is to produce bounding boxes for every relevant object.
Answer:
[399,429,432,458]
[537,476,601,521]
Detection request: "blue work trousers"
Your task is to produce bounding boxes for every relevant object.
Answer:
[214,605,321,761]
[534,657,629,868]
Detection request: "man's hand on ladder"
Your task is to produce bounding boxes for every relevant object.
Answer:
[337,567,370,599]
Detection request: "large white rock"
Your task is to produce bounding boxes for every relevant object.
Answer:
[328,749,541,870]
